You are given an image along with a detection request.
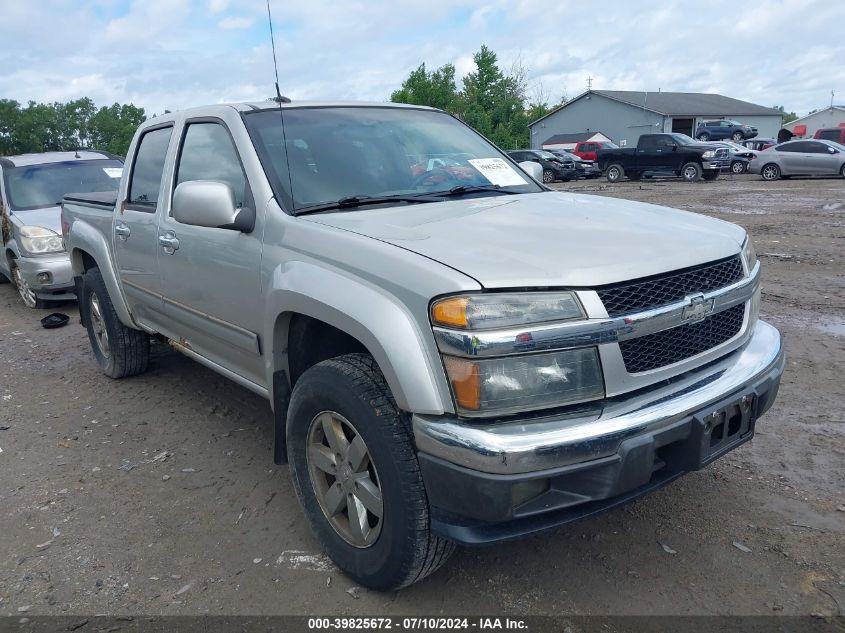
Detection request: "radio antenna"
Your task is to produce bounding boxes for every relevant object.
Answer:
[266,0,289,104]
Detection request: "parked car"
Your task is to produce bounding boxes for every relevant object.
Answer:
[706,141,756,174]
[597,133,730,182]
[0,151,123,308]
[749,139,845,180]
[548,149,601,178]
[695,120,758,142]
[814,127,845,145]
[63,101,783,591]
[742,138,777,152]
[569,140,619,162]
[507,149,577,183]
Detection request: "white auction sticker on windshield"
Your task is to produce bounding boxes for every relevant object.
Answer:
[468,158,527,187]
[103,167,123,178]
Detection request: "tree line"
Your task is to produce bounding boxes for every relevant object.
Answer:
[0,98,146,157]
[390,45,560,150]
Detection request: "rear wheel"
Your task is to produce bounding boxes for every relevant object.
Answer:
[287,353,454,590]
[732,132,744,142]
[697,132,710,141]
[605,163,625,183]
[80,267,150,378]
[680,162,703,182]
[761,163,781,181]
[542,169,554,183]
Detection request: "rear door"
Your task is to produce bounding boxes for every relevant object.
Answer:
[114,124,174,329]
[156,117,265,386]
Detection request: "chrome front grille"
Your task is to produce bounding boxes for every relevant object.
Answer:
[596,256,745,317]
[619,304,745,373]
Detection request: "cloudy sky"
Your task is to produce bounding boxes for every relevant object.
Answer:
[1,0,842,117]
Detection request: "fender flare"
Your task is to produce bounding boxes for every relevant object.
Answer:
[264,260,450,417]
[68,222,138,329]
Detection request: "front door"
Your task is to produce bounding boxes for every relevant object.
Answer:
[156,119,265,387]
[113,124,174,330]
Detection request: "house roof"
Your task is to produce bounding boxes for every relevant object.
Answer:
[785,105,845,127]
[529,90,784,126]
[540,132,609,144]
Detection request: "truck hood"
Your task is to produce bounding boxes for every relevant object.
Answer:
[304,192,746,288]
[10,206,62,233]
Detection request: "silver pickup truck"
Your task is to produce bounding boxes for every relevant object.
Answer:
[62,101,784,591]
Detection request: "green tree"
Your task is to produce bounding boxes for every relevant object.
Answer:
[772,105,798,124]
[390,63,459,112]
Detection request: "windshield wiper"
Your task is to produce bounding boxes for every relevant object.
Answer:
[294,194,441,216]
[429,184,520,197]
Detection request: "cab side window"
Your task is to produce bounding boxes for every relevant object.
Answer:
[128,126,173,209]
[175,122,247,208]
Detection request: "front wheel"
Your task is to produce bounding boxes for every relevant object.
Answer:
[760,163,781,181]
[542,169,555,183]
[840,164,845,178]
[81,267,150,378]
[605,163,625,183]
[287,353,454,591]
[680,162,703,182]
[10,261,47,309]
[731,161,746,174]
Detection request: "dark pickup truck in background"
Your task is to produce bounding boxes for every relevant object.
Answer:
[597,133,730,183]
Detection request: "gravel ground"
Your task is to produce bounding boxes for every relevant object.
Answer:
[0,174,843,617]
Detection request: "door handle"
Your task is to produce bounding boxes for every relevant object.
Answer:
[115,223,130,241]
[159,232,180,253]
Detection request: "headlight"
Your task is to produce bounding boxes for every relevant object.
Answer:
[431,292,584,330]
[19,226,65,255]
[741,235,757,273]
[442,348,604,416]
[702,150,715,159]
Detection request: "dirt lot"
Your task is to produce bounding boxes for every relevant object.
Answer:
[1,174,844,617]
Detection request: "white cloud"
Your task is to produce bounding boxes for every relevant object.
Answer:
[0,0,842,118]
[218,15,253,29]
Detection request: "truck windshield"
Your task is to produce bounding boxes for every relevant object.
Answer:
[244,107,542,213]
[3,159,123,211]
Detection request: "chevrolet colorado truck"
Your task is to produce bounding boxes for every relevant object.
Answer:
[62,102,784,591]
[597,133,730,183]
[0,151,123,308]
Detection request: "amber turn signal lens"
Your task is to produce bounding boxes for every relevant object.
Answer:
[442,356,480,410]
[431,297,469,328]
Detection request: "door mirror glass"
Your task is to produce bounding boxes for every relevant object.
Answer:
[172,180,251,231]
[828,146,836,153]
[518,161,543,182]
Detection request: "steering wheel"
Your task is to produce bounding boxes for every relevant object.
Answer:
[411,167,463,189]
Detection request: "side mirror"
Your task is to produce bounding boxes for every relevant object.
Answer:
[172,181,254,232]
[828,146,836,154]
[518,160,543,182]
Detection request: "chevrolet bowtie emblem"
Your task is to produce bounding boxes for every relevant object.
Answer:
[682,293,715,323]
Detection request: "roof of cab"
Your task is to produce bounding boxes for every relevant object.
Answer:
[1,150,119,168]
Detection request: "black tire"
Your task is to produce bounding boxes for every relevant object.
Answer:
[627,172,642,181]
[760,163,781,181]
[680,162,703,182]
[840,164,845,178]
[605,163,625,183]
[287,353,454,591]
[703,170,719,181]
[80,267,150,378]
[697,132,710,141]
[731,132,744,142]
[731,161,746,174]
[542,169,555,184]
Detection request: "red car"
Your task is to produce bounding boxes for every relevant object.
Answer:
[570,140,619,161]
[814,127,845,144]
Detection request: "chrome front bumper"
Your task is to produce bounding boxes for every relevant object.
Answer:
[414,320,783,475]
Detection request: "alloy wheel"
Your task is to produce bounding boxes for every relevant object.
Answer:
[89,292,111,357]
[732,161,745,174]
[11,265,37,309]
[762,165,779,180]
[307,410,383,548]
[683,165,699,181]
